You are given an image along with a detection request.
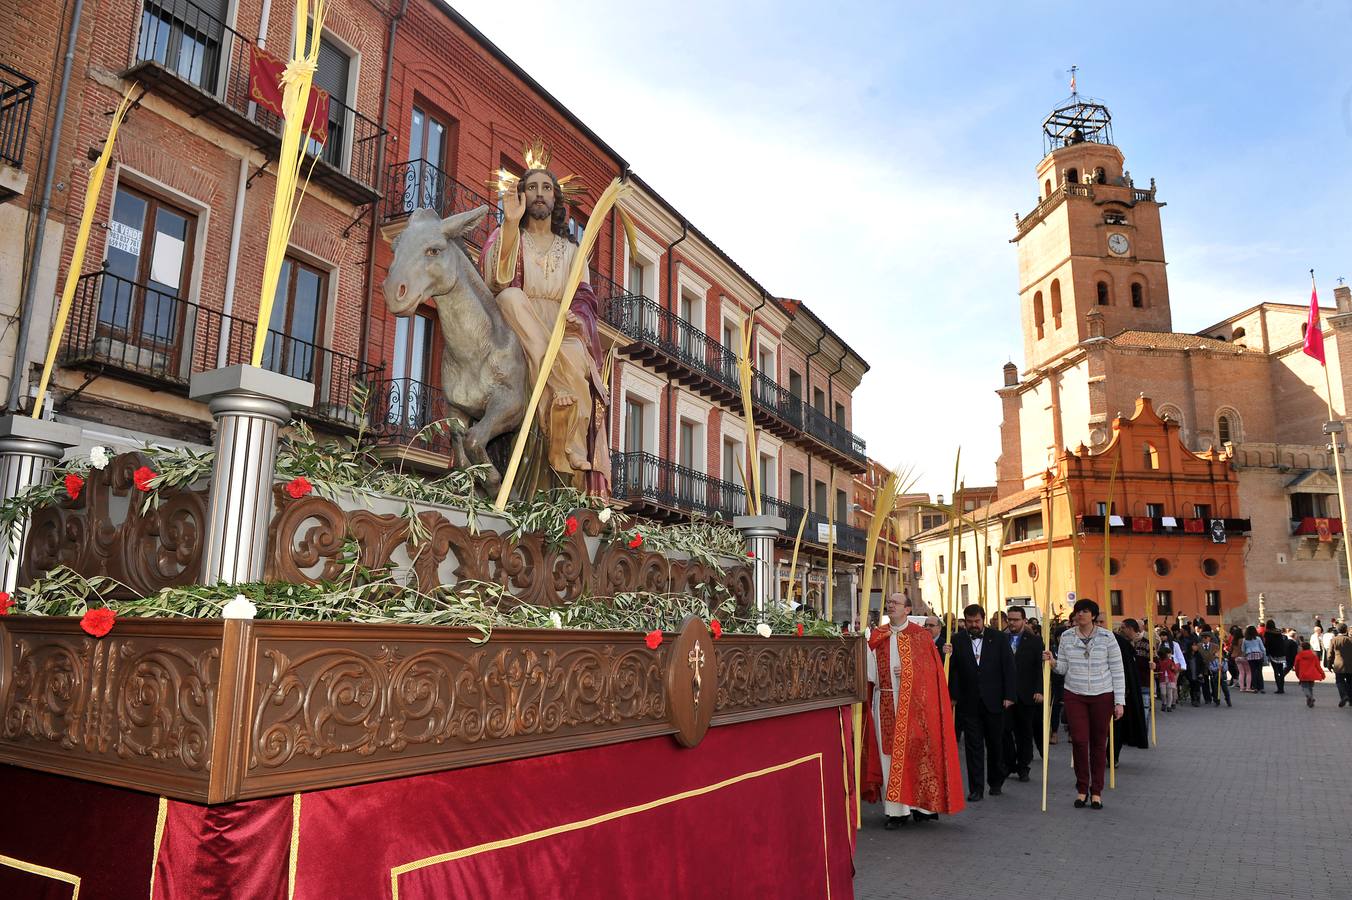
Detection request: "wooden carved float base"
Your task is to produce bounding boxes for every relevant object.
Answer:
[0,617,865,803]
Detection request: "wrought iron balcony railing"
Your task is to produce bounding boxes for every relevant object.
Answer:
[0,63,37,168]
[802,405,867,462]
[382,159,501,248]
[603,293,741,392]
[128,0,384,201]
[59,269,380,427]
[369,377,455,456]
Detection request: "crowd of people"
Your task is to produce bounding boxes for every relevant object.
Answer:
[861,594,1352,829]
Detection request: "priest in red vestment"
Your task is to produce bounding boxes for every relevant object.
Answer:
[864,593,965,828]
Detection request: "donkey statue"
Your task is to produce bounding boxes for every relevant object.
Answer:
[383,206,528,492]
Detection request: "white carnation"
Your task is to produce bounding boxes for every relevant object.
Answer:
[549,611,563,629]
[598,507,613,523]
[756,622,772,638]
[89,446,110,470]
[223,594,257,620]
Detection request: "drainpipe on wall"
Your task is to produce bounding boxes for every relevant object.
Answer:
[357,0,409,376]
[663,220,688,462]
[216,156,250,366]
[7,0,86,413]
[802,333,825,514]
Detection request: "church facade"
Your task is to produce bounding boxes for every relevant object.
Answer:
[994,94,1351,627]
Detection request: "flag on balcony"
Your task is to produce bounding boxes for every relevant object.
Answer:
[248,44,330,145]
[1183,518,1206,534]
[1131,516,1153,533]
[1316,517,1333,543]
[1304,279,1324,365]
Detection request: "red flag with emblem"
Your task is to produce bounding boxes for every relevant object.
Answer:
[1304,282,1325,365]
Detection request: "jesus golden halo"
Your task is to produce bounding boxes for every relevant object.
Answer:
[489,138,587,206]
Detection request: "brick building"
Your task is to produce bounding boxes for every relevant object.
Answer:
[995,91,1350,626]
[1,1,871,614]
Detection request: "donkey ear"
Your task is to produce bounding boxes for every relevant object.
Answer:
[441,205,491,240]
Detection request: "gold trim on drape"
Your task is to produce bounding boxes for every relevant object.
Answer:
[0,853,81,899]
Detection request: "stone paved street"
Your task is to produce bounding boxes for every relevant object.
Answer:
[854,676,1352,900]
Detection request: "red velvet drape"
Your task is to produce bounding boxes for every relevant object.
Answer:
[2,707,856,899]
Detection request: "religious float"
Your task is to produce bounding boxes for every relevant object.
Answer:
[0,16,865,897]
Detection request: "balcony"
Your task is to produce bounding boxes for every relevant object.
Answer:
[609,451,867,557]
[803,405,867,464]
[123,0,384,204]
[1075,515,1252,536]
[0,63,36,200]
[368,377,456,465]
[381,160,500,250]
[600,292,741,404]
[58,269,381,428]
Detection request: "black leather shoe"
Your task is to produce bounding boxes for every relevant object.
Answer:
[966,790,983,802]
[1074,796,1087,808]
[989,786,1003,796]
[883,815,907,830]
[1090,798,1103,810]
[911,811,938,823]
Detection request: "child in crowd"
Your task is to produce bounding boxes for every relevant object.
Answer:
[1292,640,1326,708]
[1156,645,1179,711]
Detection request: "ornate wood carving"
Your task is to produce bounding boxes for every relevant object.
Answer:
[0,618,863,803]
[20,452,208,598]
[267,495,754,611]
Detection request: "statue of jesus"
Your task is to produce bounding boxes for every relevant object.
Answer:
[482,168,610,494]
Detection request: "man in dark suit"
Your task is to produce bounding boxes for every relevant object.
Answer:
[1001,606,1045,782]
[946,604,1016,801]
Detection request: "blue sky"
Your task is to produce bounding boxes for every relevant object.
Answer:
[449,0,1352,493]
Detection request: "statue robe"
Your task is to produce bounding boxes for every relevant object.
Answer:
[1112,631,1150,757]
[482,224,610,493]
[864,622,965,816]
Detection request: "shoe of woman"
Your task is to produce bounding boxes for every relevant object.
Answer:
[1090,797,1103,810]
[1074,796,1087,808]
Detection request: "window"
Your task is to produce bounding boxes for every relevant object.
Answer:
[1108,558,1121,575]
[1131,282,1144,308]
[985,546,993,566]
[1143,442,1159,469]
[1110,590,1123,617]
[1066,168,1079,185]
[813,387,826,413]
[1156,590,1173,615]
[938,555,946,575]
[1010,564,1018,583]
[790,470,805,508]
[1153,558,1171,576]
[789,369,803,399]
[263,257,328,383]
[624,398,646,453]
[99,184,197,362]
[834,402,846,427]
[1051,279,1063,329]
[960,583,969,602]
[679,420,696,470]
[1012,513,1044,542]
[403,105,454,213]
[1232,327,1246,343]
[1145,503,1163,518]
[1290,492,1330,520]
[1033,291,1045,339]
[387,310,433,428]
[1095,501,1116,516]
[1302,323,1309,340]
[959,551,968,571]
[760,453,776,500]
[1096,280,1110,306]
[813,480,827,516]
[1202,558,1220,577]
[835,488,848,525]
[628,256,647,298]
[921,513,944,531]
[1205,591,1221,616]
[1217,414,1233,445]
[1043,178,1051,198]
[723,437,743,489]
[137,0,227,93]
[310,36,352,170]
[1193,503,1211,520]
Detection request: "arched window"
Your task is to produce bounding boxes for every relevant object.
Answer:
[1096,280,1110,306]
[1232,326,1246,343]
[1093,167,1106,184]
[1143,442,1160,469]
[1066,168,1079,186]
[1302,323,1309,339]
[1044,179,1052,198]
[1034,292,1045,339]
[1218,415,1232,445]
[1051,280,1063,329]
[1131,282,1145,308]
[1216,408,1241,446]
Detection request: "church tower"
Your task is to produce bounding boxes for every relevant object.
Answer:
[1012,93,1171,369]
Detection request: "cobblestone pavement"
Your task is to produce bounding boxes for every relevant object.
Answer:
[853,676,1352,900]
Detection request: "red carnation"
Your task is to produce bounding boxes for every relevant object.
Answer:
[0,592,14,616]
[132,466,157,492]
[746,550,755,558]
[644,629,663,650]
[628,533,643,549]
[796,622,804,637]
[64,473,84,500]
[564,515,579,537]
[80,607,116,638]
[285,476,313,499]
[710,618,722,640]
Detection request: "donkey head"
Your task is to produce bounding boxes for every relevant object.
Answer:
[383,205,492,317]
